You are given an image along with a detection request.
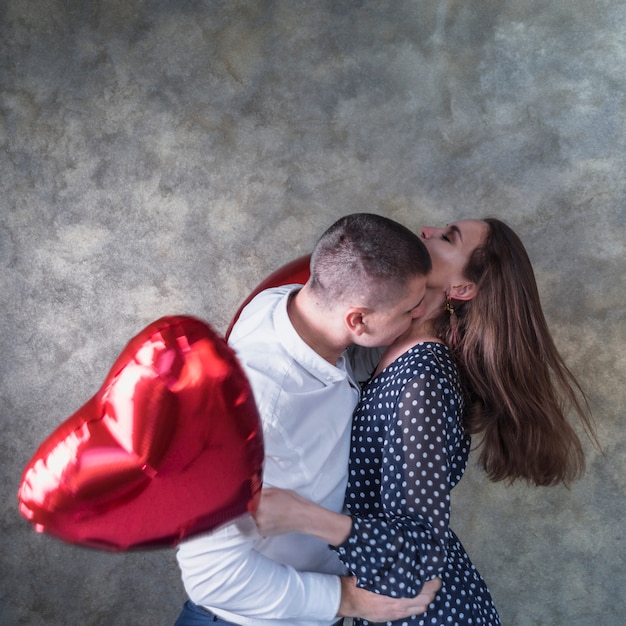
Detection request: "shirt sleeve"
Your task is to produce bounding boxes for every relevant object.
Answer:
[177,515,342,621]
[334,366,457,598]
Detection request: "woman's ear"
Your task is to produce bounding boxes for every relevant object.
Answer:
[449,281,478,302]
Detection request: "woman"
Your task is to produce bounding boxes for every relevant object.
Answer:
[254,218,596,625]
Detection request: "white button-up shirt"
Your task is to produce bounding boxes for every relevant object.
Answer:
[176,286,361,625]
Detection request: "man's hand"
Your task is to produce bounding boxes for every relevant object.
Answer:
[338,576,441,621]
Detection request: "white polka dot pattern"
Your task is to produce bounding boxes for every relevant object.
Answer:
[337,343,500,625]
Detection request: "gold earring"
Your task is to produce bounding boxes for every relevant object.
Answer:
[444,296,459,346]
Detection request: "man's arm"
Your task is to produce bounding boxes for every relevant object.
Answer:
[253,488,441,621]
[178,514,440,623]
[177,515,342,622]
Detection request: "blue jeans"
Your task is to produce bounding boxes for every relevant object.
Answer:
[174,600,240,625]
[174,601,345,626]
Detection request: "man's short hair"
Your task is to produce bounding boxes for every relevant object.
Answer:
[309,213,431,309]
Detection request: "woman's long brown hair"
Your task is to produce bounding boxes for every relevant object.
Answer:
[434,218,596,486]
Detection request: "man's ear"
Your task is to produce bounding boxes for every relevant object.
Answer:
[449,281,478,302]
[345,307,367,336]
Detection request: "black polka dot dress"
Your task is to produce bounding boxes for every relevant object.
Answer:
[336,342,500,625]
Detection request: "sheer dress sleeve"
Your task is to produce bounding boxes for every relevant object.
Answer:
[335,355,466,598]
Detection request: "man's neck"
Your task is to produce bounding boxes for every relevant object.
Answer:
[287,288,346,365]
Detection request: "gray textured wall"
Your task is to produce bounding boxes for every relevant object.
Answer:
[1,1,624,625]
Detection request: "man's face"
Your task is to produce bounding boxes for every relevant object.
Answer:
[359,274,428,348]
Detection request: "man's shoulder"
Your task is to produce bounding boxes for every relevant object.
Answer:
[227,285,300,379]
[229,285,295,345]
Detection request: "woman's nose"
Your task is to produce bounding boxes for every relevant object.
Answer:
[421,226,439,239]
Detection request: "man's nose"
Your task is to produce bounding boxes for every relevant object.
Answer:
[411,302,426,319]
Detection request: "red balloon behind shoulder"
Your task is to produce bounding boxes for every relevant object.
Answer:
[17,316,264,551]
[225,255,311,340]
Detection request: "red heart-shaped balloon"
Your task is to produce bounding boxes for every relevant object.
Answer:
[18,316,264,551]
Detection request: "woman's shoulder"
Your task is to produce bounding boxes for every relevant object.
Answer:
[371,341,455,386]
[405,341,453,366]
[399,342,461,389]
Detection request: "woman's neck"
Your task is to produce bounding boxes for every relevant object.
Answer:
[374,288,446,375]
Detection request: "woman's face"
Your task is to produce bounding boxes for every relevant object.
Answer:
[420,219,489,293]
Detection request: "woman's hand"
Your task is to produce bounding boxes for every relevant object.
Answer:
[253,488,308,536]
[253,487,352,545]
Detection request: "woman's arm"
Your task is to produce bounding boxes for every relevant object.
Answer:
[335,356,463,597]
[253,487,352,546]
[254,352,460,600]
[253,490,443,619]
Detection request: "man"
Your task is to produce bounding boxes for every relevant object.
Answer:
[175,213,439,625]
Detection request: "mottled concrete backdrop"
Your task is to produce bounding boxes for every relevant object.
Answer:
[1,1,624,625]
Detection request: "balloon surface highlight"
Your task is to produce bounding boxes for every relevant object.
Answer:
[18,316,264,551]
